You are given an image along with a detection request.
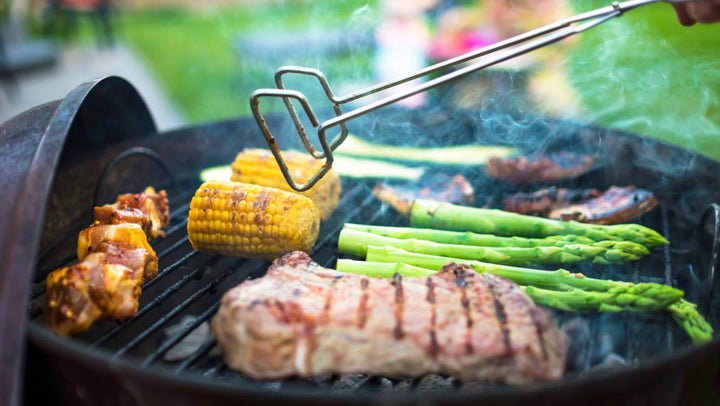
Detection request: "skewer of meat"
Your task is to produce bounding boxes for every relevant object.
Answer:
[45,187,169,336]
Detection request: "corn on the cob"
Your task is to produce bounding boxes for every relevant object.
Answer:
[230,148,341,220]
[187,180,321,260]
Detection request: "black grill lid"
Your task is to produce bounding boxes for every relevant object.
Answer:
[0,76,156,406]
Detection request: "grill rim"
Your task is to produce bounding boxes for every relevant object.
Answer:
[10,76,720,404]
[27,321,720,403]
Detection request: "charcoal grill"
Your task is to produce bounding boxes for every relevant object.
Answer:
[3,76,720,405]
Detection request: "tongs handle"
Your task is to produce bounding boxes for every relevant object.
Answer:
[251,0,662,191]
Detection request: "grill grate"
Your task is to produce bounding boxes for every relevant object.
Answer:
[28,170,703,393]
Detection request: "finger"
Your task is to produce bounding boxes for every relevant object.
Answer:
[671,4,696,26]
[688,1,720,24]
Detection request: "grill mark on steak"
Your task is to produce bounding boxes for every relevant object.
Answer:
[453,266,474,355]
[426,277,439,358]
[302,322,317,376]
[529,307,550,361]
[320,277,339,325]
[486,279,512,356]
[357,278,370,329]
[392,273,405,339]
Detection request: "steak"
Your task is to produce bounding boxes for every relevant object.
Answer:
[212,251,568,384]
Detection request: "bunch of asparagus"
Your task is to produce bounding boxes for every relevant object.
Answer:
[336,211,712,343]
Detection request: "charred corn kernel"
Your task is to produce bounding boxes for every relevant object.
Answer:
[230,148,342,220]
[187,180,321,260]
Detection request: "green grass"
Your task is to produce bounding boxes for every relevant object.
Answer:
[116,2,377,122]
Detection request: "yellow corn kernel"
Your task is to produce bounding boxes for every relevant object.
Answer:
[230,148,342,220]
[187,180,321,260]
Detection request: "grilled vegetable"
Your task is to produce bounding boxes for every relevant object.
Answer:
[344,223,649,253]
[336,247,712,344]
[357,245,682,311]
[335,134,516,165]
[338,228,649,265]
[201,157,426,184]
[187,180,320,260]
[667,299,714,344]
[230,148,341,220]
[336,257,681,313]
[411,199,668,249]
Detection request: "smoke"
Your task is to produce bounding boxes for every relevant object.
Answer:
[567,1,720,163]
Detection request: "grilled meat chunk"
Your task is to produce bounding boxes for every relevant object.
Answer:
[45,188,169,336]
[504,187,601,216]
[93,187,170,239]
[372,174,474,216]
[548,185,658,224]
[78,223,158,279]
[212,251,567,384]
[46,253,144,336]
[486,152,594,184]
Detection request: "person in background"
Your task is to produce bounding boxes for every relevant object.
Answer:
[672,0,720,25]
[374,0,438,108]
[427,0,581,117]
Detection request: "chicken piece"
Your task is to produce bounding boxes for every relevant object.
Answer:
[372,174,474,216]
[548,185,658,225]
[78,223,158,279]
[93,187,170,239]
[503,187,601,216]
[92,206,152,236]
[45,252,143,336]
[486,152,594,184]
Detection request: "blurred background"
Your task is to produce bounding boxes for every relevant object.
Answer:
[1,0,719,160]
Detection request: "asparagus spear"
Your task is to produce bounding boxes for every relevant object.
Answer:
[410,199,668,249]
[362,246,684,311]
[667,299,714,344]
[344,223,649,258]
[338,228,648,266]
[335,257,681,312]
[345,223,593,246]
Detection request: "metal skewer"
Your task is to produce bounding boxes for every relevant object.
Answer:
[250,0,671,191]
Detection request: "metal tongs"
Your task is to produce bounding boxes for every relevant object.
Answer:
[250,0,679,191]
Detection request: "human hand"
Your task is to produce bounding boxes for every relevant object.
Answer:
[672,0,720,25]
